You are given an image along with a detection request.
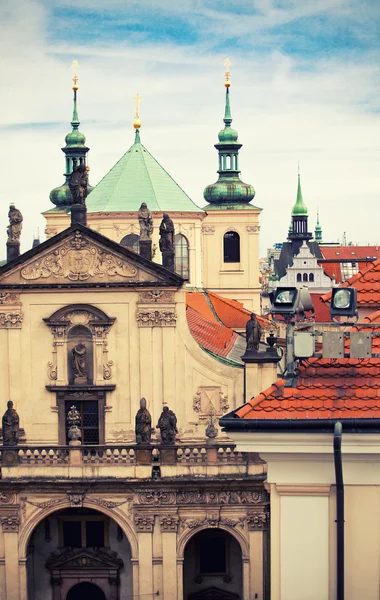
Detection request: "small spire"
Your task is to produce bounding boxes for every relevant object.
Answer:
[71,59,79,128]
[315,208,323,242]
[292,167,308,216]
[223,58,232,125]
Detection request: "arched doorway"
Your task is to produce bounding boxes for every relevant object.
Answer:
[183,528,243,599]
[67,582,105,600]
[25,507,132,600]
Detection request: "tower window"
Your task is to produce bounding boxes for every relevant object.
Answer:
[174,234,189,280]
[120,233,140,253]
[309,273,314,282]
[223,231,240,263]
[303,273,308,282]
[297,273,302,282]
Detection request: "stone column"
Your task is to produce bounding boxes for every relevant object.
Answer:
[160,516,179,600]
[139,239,152,261]
[6,242,20,263]
[2,515,20,600]
[135,514,154,597]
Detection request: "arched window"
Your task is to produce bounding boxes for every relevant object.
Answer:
[120,234,140,253]
[296,273,302,282]
[174,234,189,280]
[303,273,308,282]
[223,231,240,263]
[309,273,314,282]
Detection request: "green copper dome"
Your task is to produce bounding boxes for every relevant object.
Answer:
[49,86,91,208]
[204,86,256,207]
[292,173,308,216]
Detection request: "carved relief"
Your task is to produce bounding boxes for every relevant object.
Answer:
[67,492,85,508]
[246,225,260,234]
[136,310,177,327]
[0,312,23,329]
[21,231,138,282]
[134,514,155,532]
[247,511,268,531]
[159,515,179,532]
[193,387,229,420]
[87,496,133,510]
[47,361,58,381]
[0,293,19,304]
[0,492,16,504]
[138,290,174,304]
[1,514,20,532]
[103,361,114,380]
[176,490,265,505]
[202,226,215,234]
[44,227,58,237]
[20,497,65,511]
[138,491,176,505]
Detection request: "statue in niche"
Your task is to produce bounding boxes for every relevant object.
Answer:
[245,313,262,353]
[135,398,152,444]
[7,205,23,243]
[159,213,174,252]
[2,400,20,446]
[68,163,89,205]
[157,406,177,444]
[72,341,87,382]
[138,203,153,241]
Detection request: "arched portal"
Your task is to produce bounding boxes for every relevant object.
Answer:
[66,582,106,600]
[183,528,243,600]
[25,507,133,600]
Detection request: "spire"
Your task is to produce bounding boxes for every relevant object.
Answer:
[49,60,92,208]
[203,58,256,207]
[288,167,312,242]
[315,209,323,242]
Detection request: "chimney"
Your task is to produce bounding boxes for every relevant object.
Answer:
[241,336,281,402]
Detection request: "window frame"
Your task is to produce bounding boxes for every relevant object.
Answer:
[223,231,240,263]
[58,515,109,548]
[174,233,190,280]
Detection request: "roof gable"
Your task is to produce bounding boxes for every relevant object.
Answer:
[86,133,204,214]
[0,224,183,287]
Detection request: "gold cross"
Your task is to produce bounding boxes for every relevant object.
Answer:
[134,93,142,118]
[72,59,79,87]
[224,57,231,83]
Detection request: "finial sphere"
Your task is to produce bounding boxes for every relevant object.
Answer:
[224,80,231,88]
[133,118,141,129]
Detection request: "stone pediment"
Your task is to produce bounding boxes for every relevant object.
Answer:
[189,588,240,600]
[46,548,123,571]
[0,225,183,287]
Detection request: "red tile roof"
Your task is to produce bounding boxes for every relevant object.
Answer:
[320,246,380,261]
[186,305,238,357]
[310,293,332,322]
[207,292,269,328]
[236,357,380,420]
[321,258,380,307]
[186,292,217,323]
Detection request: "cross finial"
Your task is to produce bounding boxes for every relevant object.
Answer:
[224,57,231,88]
[72,59,79,91]
[133,93,142,130]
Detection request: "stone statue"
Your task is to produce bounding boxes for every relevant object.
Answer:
[157,406,178,444]
[138,203,153,241]
[7,205,23,243]
[68,163,89,205]
[67,405,81,443]
[159,214,175,252]
[72,342,87,380]
[2,401,20,446]
[135,398,152,444]
[246,313,262,353]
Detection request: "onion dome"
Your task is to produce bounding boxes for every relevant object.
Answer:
[49,62,92,208]
[203,68,256,208]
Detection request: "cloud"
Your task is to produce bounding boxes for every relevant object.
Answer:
[0,0,379,259]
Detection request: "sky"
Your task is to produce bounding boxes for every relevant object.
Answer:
[0,0,379,257]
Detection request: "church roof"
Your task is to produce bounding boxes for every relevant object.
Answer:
[86,130,203,214]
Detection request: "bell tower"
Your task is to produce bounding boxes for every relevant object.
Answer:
[201,59,262,312]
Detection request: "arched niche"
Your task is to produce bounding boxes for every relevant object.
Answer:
[44,304,116,386]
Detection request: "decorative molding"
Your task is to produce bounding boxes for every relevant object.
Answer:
[44,227,58,237]
[275,484,331,496]
[21,230,138,282]
[247,511,267,531]
[159,515,179,532]
[87,496,133,510]
[176,489,266,505]
[138,491,176,506]
[1,514,19,532]
[21,497,65,511]
[67,492,85,508]
[47,361,58,381]
[0,293,20,305]
[0,312,23,329]
[0,492,16,505]
[246,225,260,234]
[103,360,114,380]
[202,226,215,235]
[134,514,155,532]
[138,290,174,304]
[136,310,177,328]
[181,515,245,531]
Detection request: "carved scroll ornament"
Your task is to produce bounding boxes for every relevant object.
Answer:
[21,231,138,282]
[136,310,177,327]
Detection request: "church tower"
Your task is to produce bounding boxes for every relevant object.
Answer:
[202,60,261,312]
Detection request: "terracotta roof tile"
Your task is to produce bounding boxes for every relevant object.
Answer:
[186,306,238,358]
[321,258,380,306]
[207,292,270,329]
[236,356,380,420]
[320,246,380,261]
[186,292,217,323]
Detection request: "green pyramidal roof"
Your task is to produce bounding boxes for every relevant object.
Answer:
[292,173,308,216]
[86,130,203,214]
